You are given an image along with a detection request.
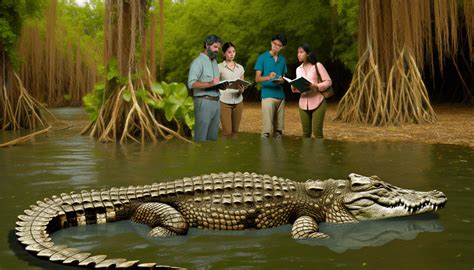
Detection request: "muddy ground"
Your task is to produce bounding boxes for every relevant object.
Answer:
[239,101,474,148]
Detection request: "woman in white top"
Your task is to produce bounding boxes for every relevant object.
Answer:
[218,42,246,137]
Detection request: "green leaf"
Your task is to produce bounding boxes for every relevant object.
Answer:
[175,83,188,98]
[94,83,105,91]
[152,83,164,95]
[164,82,176,97]
[183,96,194,108]
[184,113,195,129]
[107,58,119,80]
[136,89,147,98]
[167,95,182,106]
[162,81,170,96]
[164,103,179,121]
[156,100,165,109]
[122,90,131,102]
[146,98,161,109]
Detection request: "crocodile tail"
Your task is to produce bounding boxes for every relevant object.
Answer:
[15,187,183,269]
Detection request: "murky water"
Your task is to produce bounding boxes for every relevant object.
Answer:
[0,108,473,269]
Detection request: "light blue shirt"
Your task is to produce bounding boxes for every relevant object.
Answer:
[254,51,287,99]
[188,53,220,97]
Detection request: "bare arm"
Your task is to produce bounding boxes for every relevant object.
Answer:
[191,81,214,89]
[255,70,276,83]
[191,77,221,89]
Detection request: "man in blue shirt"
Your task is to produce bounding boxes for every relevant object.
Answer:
[188,35,226,142]
[254,33,288,138]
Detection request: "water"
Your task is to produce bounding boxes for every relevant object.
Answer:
[0,108,473,269]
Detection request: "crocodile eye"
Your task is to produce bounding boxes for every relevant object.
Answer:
[351,182,368,191]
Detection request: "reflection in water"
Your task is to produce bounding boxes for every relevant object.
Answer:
[259,137,288,174]
[304,214,444,253]
[52,214,443,267]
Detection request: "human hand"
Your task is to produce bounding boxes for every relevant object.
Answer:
[238,84,246,93]
[218,81,229,90]
[272,77,284,84]
[268,72,277,80]
[311,83,319,91]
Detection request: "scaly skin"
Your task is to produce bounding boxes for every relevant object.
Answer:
[16,172,447,269]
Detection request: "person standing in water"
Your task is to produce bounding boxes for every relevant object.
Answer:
[218,42,246,138]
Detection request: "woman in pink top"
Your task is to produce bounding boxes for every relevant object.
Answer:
[291,43,332,138]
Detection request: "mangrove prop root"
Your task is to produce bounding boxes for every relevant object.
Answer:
[335,46,436,126]
[2,71,56,130]
[0,126,51,147]
[82,74,194,144]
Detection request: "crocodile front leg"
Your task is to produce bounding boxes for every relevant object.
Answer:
[291,216,329,239]
[131,203,189,237]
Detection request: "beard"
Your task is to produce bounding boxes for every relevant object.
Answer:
[207,48,218,60]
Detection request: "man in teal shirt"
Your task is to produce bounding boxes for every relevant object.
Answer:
[254,33,288,138]
[188,35,225,142]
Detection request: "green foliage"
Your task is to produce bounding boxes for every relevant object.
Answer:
[84,61,195,131]
[0,0,47,67]
[160,0,354,84]
[330,0,358,71]
[83,82,105,121]
[56,0,105,65]
[83,58,121,121]
[152,82,195,130]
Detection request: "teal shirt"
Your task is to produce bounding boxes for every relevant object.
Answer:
[188,53,220,97]
[254,51,288,99]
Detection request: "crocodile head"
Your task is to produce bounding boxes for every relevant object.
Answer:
[342,173,447,220]
[304,173,447,223]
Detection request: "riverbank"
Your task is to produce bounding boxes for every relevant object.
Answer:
[239,101,474,148]
[49,102,473,149]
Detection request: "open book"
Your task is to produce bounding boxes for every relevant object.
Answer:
[225,79,252,90]
[204,79,251,90]
[283,76,312,93]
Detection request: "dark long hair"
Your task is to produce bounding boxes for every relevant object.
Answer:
[299,43,318,65]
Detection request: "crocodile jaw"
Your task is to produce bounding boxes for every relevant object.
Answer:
[343,174,447,220]
[344,192,447,220]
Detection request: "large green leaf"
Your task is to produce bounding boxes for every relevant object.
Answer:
[175,83,188,98]
[166,83,178,97]
[162,81,171,96]
[183,96,194,108]
[152,83,164,95]
[167,95,182,106]
[184,113,194,129]
[164,103,179,121]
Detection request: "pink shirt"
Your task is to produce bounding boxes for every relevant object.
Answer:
[292,62,332,110]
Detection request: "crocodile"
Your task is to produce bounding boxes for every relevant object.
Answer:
[16,172,447,269]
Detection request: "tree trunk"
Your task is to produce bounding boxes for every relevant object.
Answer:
[335,0,463,126]
[82,0,191,144]
[159,0,164,81]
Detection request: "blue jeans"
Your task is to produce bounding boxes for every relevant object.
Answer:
[193,98,220,142]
